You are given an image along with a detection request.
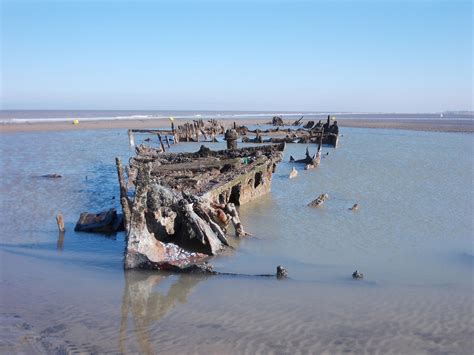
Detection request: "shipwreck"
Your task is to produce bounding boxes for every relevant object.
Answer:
[242,115,339,147]
[116,140,285,271]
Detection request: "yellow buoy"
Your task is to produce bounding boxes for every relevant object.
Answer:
[73,119,79,125]
[169,117,175,122]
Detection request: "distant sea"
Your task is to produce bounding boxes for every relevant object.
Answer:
[0,110,472,124]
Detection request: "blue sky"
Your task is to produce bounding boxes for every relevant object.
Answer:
[1,0,472,112]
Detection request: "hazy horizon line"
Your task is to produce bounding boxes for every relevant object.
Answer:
[1,109,472,114]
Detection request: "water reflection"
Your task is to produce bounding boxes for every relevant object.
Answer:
[119,270,206,354]
[56,232,64,251]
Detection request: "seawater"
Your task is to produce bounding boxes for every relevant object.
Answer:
[0,127,472,353]
[0,109,472,124]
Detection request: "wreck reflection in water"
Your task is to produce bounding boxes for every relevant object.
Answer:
[119,270,206,354]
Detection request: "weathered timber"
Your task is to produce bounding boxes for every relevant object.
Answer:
[272,116,284,126]
[157,133,166,152]
[119,143,285,270]
[289,147,317,165]
[241,130,263,143]
[243,117,339,147]
[56,213,65,233]
[224,129,238,150]
[171,119,225,143]
[124,164,209,269]
[152,158,241,172]
[135,144,163,157]
[292,115,304,126]
[116,157,131,231]
[226,203,247,237]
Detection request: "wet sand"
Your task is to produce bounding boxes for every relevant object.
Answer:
[339,118,473,133]
[1,117,472,133]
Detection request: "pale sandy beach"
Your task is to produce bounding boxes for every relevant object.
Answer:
[1,117,472,133]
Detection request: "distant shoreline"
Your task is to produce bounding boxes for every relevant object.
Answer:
[0,117,472,134]
[338,118,473,133]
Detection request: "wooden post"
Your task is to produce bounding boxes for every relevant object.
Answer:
[116,157,131,231]
[315,131,323,166]
[157,133,166,152]
[56,213,65,233]
[225,129,238,150]
[225,203,247,237]
[165,135,171,148]
[174,125,179,144]
[128,129,135,148]
[195,123,199,142]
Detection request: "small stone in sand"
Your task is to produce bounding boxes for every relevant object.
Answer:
[349,203,359,211]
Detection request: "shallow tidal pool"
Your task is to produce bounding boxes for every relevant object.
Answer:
[1,127,473,354]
